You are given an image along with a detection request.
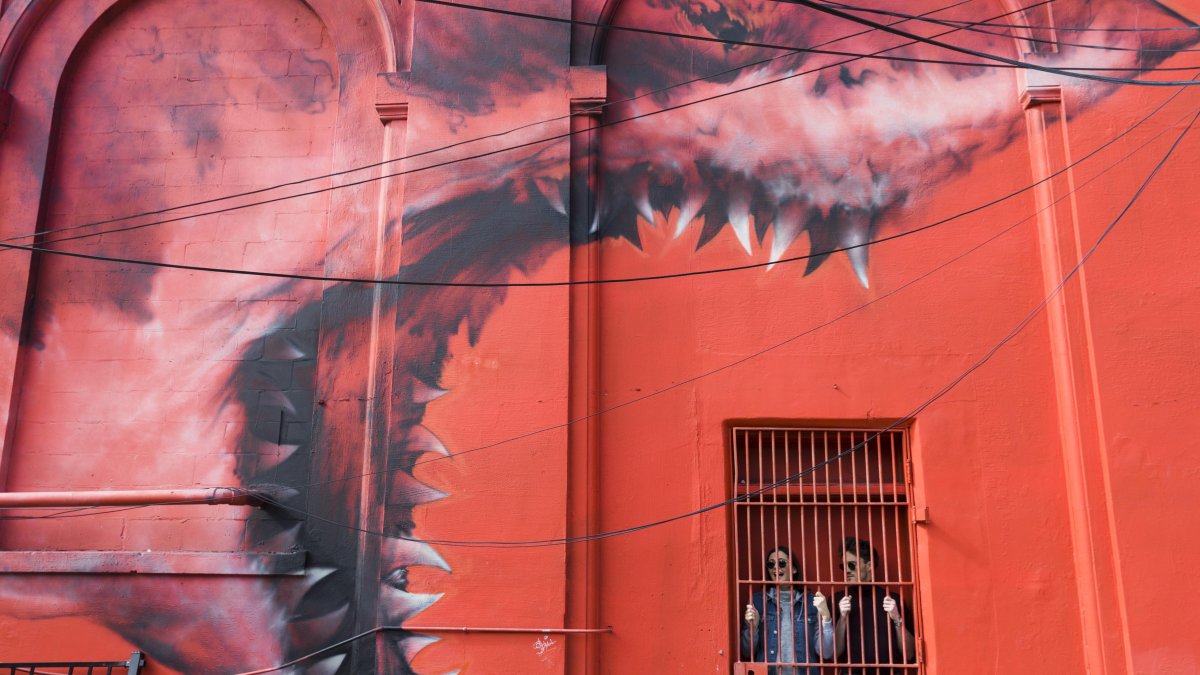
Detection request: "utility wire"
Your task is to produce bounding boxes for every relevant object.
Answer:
[0,6,1070,285]
[0,57,1184,293]
[5,0,1189,249]
[816,0,1200,53]
[234,626,407,675]
[250,98,1200,548]
[414,0,1200,77]
[19,96,1198,544]
[778,0,1200,85]
[8,48,1195,516]
[883,13,1200,33]
[0,0,1022,247]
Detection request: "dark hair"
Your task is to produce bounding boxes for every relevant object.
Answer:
[841,538,879,565]
[765,545,799,578]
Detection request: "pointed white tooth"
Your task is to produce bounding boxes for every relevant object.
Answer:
[379,587,442,623]
[259,520,303,551]
[278,566,338,607]
[389,472,448,505]
[260,390,298,415]
[768,203,805,270]
[848,247,870,289]
[728,184,753,255]
[589,210,600,235]
[728,208,753,255]
[411,379,449,404]
[839,217,871,289]
[258,442,302,471]
[288,602,350,646]
[534,178,566,216]
[673,188,708,238]
[303,654,346,675]
[395,634,440,661]
[635,188,655,225]
[405,424,449,457]
[381,537,451,572]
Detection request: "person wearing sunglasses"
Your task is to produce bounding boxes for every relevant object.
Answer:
[832,538,916,674]
[741,545,836,674]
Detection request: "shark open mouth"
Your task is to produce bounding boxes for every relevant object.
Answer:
[1,1,1197,673]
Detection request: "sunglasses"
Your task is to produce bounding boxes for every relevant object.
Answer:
[840,560,868,572]
[766,559,789,570]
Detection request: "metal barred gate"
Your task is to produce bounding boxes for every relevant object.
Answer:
[732,427,923,674]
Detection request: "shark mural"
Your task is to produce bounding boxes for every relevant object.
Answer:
[0,0,1196,673]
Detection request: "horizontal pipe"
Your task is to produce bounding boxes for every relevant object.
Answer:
[0,487,258,508]
[402,626,612,634]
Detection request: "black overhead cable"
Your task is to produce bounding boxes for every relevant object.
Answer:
[12,90,1197,540]
[777,0,1200,85]
[7,0,1186,259]
[1,1,1189,249]
[416,0,1200,80]
[249,99,1200,549]
[0,0,1019,247]
[278,90,1200,496]
[0,62,1185,291]
[818,1,1200,53]
[880,12,1200,33]
[0,2,1072,286]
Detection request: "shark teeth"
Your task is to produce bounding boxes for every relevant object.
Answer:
[403,424,449,458]
[381,536,451,573]
[673,186,708,238]
[533,176,566,216]
[257,441,302,471]
[410,377,450,404]
[393,634,441,661]
[379,586,442,623]
[768,201,807,269]
[632,171,656,224]
[727,184,753,255]
[388,471,448,506]
[288,601,350,647]
[301,654,346,675]
[839,214,872,289]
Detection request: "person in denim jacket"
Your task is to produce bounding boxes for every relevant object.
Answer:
[741,546,836,675]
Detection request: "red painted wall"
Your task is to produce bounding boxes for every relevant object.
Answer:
[0,1,1198,674]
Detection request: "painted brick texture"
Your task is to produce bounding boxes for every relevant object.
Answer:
[3,0,337,553]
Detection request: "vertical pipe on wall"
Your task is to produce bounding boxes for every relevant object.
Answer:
[566,64,605,675]
[349,74,410,673]
[1021,82,1130,675]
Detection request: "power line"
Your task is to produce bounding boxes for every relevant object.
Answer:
[12,0,1192,258]
[4,0,1190,262]
[282,91,1197,505]
[777,0,1200,85]
[0,4,1054,284]
[876,12,1200,33]
[1,62,1186,293]
[418,0,1200,80]
[17,86,1194,531]
[0,0,1019,247]
[250,98,1200,548]
[818,1,1200,54]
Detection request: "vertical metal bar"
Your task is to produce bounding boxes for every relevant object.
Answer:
[781,430,797,669]
[767,430,781,669]
[732,428,742,665]
[875,433,896,667]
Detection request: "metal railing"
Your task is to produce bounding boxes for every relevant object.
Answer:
[732,427,923,674]
[0,652,143,675]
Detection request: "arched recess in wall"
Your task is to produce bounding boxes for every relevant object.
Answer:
[2,0,344,555]
[0,0,418,672]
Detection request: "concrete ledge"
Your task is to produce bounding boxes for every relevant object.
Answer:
[0,550,306,575]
